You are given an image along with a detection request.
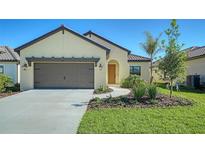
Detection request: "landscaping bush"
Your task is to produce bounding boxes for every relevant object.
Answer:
[121,75,145,88]
[132,84,146,102]
[6,83,20,92]
[147,84,158,99]
[93,97,101,104]
[149,99,158,104]
[94,85,113,94]
[106,95,114,104]
[0,74,13,93]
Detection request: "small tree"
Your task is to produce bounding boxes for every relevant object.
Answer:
[140,31,161,84]
[159,19,186,98]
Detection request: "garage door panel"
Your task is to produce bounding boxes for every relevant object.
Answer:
[34,63,94,89]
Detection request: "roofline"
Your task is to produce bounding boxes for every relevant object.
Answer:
[84,31,131,54]
[187,54,205,61]
[128,54,151,62]
[14,25,110,54]
[183,46,205,59]
[128,60,151,62]
[149,53,205,64]
[0,60,19,63]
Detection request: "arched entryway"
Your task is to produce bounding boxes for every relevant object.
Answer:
[108,59,119,84]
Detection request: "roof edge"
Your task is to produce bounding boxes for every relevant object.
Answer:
[14,25,110,54]
[84,31,131,54]
[0,60,19,63]
[128,60,151,62]
[187,54,205,61]
[128,53,151,62]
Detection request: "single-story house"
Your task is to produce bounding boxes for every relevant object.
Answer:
[152,46,205,87]
[0,46,20,84]
[15,25,150,91]
[186,46,205,87]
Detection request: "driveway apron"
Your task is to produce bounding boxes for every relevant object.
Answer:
[0,90,93,134]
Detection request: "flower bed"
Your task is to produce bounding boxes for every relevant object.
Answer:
[88,93,193,110]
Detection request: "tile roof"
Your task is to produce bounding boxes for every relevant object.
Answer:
[186,46,205,60]
[128,54,151,62]
[0,46,20,62]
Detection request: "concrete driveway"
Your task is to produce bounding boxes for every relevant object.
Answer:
[0,89,94,134]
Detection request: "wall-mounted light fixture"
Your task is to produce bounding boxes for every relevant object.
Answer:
[99,63,103,70]
[22,63,28,70]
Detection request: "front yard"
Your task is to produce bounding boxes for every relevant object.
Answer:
[78,87,205,133]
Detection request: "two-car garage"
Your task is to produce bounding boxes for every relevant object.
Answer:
[34,63,94,89]
[16,25,108,91]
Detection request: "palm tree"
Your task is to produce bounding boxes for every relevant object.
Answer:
[140,31,161,84]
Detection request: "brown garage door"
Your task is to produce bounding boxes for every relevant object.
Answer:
[34,63,94,89]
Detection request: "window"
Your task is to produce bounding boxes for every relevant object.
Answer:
[130,66,141,75]
[0,65,4,74]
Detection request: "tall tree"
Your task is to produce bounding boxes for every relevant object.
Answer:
[159,19,186,98]
[140,31,161,84]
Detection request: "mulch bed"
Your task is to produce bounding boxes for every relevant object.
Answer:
[88,93,193,110]
[0,92,19,99]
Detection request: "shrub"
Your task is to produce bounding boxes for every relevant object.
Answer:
[106,94,114,104]
[147,84,158,99]
[149,99,158,104]
[121,75,145,88]
[7,83,20,92]
[94,85,112,94]
[0,74,13,92]
[132,84,146,102]
[93,97,101,104]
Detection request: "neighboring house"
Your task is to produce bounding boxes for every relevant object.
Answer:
[186,46,205,87]
[15,25,150,91]
[0,46,20,84]
[152,46,205,87]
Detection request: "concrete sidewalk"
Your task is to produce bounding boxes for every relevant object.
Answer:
[94,87,130,99]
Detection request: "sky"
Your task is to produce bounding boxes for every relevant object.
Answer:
[0,19,205,58]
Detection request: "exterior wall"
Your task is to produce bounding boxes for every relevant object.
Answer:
[128,61,150,82]
[186,57,205,85]
[152,66,164,82]
[0,62,18,83]
[152,56,205,85]
[85,34,130,84]
[20,30,107,91]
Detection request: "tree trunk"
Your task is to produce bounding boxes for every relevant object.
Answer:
[150,55,153,84]
[170,80,173,98]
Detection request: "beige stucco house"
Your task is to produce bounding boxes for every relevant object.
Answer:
[186,46,205,87]
[15,25,150,91]
[152,46,205,87]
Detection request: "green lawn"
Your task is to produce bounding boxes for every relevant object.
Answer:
[78,88,205,134]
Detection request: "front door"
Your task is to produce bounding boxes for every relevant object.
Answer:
[108,64,116,84]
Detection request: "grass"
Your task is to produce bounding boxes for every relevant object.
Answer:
[78,87,205,134]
